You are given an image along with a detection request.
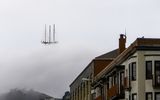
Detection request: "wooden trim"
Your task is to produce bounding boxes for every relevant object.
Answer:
[127,56,137,60]
[145,54,160,56]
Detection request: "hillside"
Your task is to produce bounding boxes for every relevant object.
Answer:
[0,89,55,100]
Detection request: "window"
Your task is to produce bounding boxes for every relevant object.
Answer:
[129,95,131,100]
[120,71,124,86]
[146,61,152,79]
[109,76,112,88]
[86,81,88,94]
[155,61,160,85]
[132,62,136,81]
[113,75,117,85]
[146,92,152,100]
[95,87,101,98]
[132,93,137,100]
[129,64,131,86]
[155,92,160,100]
[83,83,85,98]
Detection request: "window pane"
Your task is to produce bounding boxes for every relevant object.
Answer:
[146,93,152,100]
[146,61,152,79]
[155,93,160,100]
[114,76,117,85]
[129,64,131,86]
[155,61,160,85]
[134,95,137,100]
[132,94,137,100]
[132,62,136,80]
[120,72,124,85]
[155,61,160,76]
[109,77,112,88]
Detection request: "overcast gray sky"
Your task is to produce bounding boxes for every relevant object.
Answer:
[0,0,160,98]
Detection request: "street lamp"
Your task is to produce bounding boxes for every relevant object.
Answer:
[82,78,104,87]
[82,78,105,87]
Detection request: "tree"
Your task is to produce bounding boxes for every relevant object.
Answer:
[62,91,70,100]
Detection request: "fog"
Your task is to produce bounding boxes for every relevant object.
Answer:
[0,0,160,98]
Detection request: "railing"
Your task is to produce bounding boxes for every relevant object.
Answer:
[124,77,130,89]
[95,95,102,100]
[153,74,160,88]
[119,85,125,98]
[124,77,131,91]
[107,84,118,99]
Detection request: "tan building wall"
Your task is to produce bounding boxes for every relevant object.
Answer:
[137,51,145,100]
[123,51,160,100]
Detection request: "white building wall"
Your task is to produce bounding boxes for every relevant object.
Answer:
[137,51,145,100]
[122,51,160,100]
[144,51,160,100]
[122,52,138,100]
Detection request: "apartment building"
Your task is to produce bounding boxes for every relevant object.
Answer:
[92,34,126,100]
[70,44,119,100]
[70,34,160,100]
[70,61,93,100]
[93,36,160,100]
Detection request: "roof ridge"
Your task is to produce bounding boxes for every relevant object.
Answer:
[95,48,119,59]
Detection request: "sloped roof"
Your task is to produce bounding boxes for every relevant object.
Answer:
[95,49,119,59]
[70,49,119,87]
[95,38,160,81]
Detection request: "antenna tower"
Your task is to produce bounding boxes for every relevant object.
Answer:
[41,24,58,45]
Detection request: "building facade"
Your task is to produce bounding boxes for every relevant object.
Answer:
[94,36,160,100]
[70,48,118,100]
[70,34,160,100]
[70,62,93,100]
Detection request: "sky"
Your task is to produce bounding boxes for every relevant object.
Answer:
[0,0,160,98]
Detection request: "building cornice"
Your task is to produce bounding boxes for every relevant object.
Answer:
[94,38,160,82]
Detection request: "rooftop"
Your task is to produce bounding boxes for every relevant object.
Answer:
[94,38,160,81]
[95,49,119,59]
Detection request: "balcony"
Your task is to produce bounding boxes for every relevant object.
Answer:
[119,85,125,99]
[153,74,160,88]
[107,84,125,99]
[107,84,118,99]
[95,95,102,100]
[124,77,131,91]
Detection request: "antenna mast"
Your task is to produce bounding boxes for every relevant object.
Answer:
[45,24,47,42]
[41,24,58,45]
[124,28,127,39]
[49,25,51,43]
[53,24,55,42]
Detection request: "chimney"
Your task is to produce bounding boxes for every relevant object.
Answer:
[119,34,126,54]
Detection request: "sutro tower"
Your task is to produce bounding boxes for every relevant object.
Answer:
[41,24,58,45]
